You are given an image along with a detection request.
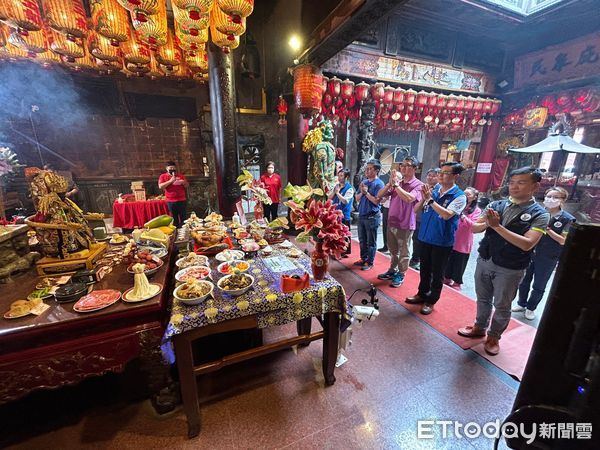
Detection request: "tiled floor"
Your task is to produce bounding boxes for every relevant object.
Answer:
[2,257,519,449]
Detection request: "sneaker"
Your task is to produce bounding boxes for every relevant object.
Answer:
[443,278,453,286]
[353,260,366,266]
[361,263,373,271]
[525,309,536,320]
[390,272,404,287]
[378,247,389,252]
[511,305,526,312]
[377,269,396,280]
[409,261,420,270]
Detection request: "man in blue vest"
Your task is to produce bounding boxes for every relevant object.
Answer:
[406,162,466,315]
[458,166,550,356]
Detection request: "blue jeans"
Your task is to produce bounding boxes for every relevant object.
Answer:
[517,255,558,311]
[358,216,380,264]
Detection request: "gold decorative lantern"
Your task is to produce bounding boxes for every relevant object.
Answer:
[186,49,208,73]
[7,30,47,56]
[293,63,323,117]
[88,31,120,62]
[34,46,62,67]
[173,0,213,19]
[217,0,253,24]
[145,53,163,79]
[90,0,130,46]
[121,34,151,65]
[210,23,239,53]
[175,20,207,54]
[125,60,150,76]
[211,5,245,39]
[117,0,160,23]
[133,0,167,49]
[41,0,88,40]
[62,47,99,71]
[155,30,182,70]
[48,27,84,61]
[96,56,122,74]
[0,0,44,35]
[173,3,209,37]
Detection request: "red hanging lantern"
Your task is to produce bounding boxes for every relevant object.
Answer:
[463,96,474,112]
[555,92,572,109]
[383,85,395,105]
[370,82,385,102]
[455,95,465,112]
[327,76,341,97]
[446,94,458,110]
[482,98,494,113]
[472,97,484,112]
[340,79,354,101]
[416,91,429,107]
[436,94,447,109]
[428,92,437,108]
[354,81,369,103]
[404,88,416,105]
[293,64,323,117]
[393,87,404,106]
[490,99,502,115]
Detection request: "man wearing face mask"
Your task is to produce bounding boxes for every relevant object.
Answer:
[158,161,189,228]
[513,187,575,320]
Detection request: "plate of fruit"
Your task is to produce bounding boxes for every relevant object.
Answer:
[127,252,163,275]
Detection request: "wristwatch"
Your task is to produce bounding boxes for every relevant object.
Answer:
[426,199,434,206]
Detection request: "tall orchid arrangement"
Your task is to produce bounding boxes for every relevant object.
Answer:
[286,197,351,258]
[236,169,272,205]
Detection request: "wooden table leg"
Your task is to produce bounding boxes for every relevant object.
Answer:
[322,312,339,386]
[173,335,201,438]
[297,317,312,347]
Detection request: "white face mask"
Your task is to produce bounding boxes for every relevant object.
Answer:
[543,197,561,208]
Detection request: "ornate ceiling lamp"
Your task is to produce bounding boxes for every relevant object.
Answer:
[41,0,88,41]
[117,0,160,23]
[210,23,239,53]
[172,3,209,37]
[145,53,163,79]
[121,33,151,65]
[47,26,84,61]
[0,0,43,35]
[90,0,130,47]
[216,0,253,24]
[155,29,182,71]
[125,60,150,76]
[62,47,100,71]
[293,63,323,117]
[186,49,208,74]
[175,20,208,55]
[132,0,167,50]
[211,5,245,40]
[34,45,62,67]
[161,60,189,78]
[173,0,213,20]
[88,30,120,63]
[7,29,47,57]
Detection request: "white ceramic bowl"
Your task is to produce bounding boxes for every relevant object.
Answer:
[176,254,209,269]
[216,260,251,275]
[217,274,255,297]
[175,265,211,282]
[173,280,214,305]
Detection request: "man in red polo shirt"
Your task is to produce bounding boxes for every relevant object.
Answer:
[158,161,189,228]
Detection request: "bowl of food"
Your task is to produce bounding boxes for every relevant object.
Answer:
[174,279,214,305]
[127,255,163,276]
[215,249,244,262]
[217,273,254,297]
[175,265,211,282]
[176,253,209,269]
[261,245,273,256]
[217,260,251,275]
[288,247,303,258]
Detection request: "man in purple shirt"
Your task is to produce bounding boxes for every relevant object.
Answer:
[376,156,424,287]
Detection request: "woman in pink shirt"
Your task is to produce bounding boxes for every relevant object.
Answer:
[444,187,481,289]
[259,161,282,223]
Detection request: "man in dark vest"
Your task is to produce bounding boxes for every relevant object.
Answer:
[458,167,550,356]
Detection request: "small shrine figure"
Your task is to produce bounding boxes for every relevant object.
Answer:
[277,95,288,126]
[302,119,337,194]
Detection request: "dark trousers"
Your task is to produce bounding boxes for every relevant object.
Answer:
[411,220,422,263]
[264,203,279,223]
[380,206,389,249]
[517,255,558,311]
[418,242,453,304]
[342,219,351,255]
[167,200,187,228]
[358,216,381,264]
[445,250,471,285]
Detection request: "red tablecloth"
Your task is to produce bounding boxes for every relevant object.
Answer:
[112,200,170,229]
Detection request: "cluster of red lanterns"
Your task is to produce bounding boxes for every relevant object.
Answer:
[504,87,600,128]
[320,77,502,132]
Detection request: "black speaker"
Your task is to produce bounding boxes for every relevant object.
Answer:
[504,224,600,449]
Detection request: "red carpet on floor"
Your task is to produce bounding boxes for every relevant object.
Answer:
[340,240,523,349]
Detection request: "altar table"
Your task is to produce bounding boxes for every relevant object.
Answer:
[112,199,170,229]
[163,246,347,438]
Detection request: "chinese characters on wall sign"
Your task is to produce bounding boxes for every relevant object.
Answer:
[514,32,600,89]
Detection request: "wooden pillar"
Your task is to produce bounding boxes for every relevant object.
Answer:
[286,105,308,186]
[208,44,240,218]
[473,120,502,193]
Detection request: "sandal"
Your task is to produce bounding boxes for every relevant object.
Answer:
[457,325,486,338]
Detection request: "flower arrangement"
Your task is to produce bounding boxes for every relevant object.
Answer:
[282,182,324,207]
[286,197,351,258]
[236,169,272,205]
[0,147,21,183]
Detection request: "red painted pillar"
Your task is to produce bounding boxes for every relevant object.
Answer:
[473,119,502,192]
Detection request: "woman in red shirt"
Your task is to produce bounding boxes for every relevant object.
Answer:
[259,161,282,223]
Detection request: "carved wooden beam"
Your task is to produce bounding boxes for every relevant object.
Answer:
[300,0,410,66]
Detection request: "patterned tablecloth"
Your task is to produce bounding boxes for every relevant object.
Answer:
[162,246,347,362]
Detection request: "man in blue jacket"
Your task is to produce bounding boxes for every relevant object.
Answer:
[406,162,466,315]
[458,167,550,356]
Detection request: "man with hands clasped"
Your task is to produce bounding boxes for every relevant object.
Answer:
[376,156,423,287]
[406,162,466,315]
[158,161,189,228]
[458,167,550,356]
